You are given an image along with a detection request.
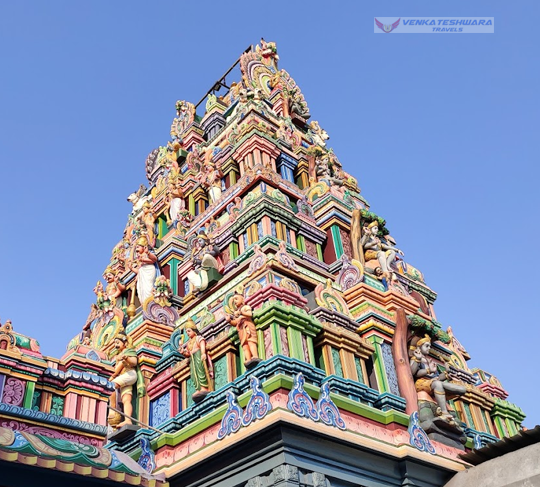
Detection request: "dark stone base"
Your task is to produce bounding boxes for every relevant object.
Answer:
[192,391,210,403]
[245,358,262,370]
[419,401,467,450]
[108,423,140,442]
[428,432,466,451]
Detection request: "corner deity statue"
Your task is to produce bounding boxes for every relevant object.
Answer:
[409,334,467,447]
[129,236,158,306]
[179,320,213,403]
[108,333,145,429]
[225,293,260,369]
[351,210,403,281]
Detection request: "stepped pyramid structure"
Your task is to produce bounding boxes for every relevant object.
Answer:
[0,41,530,487]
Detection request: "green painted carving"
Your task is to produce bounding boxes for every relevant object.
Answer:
[186,378,195,408]
[31,390,41,411]
[50,396,64,416]
[355,357,365,384]
[463,402,474,428]
[213,356,228,392]
[331,348,343,378]
[407,314,450,344]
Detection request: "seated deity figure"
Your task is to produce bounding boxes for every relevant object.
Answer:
[410,335,466,424]
[361,221,404,279]
[186,233,221,293]
[225,293,260,367]
[108,333,145,428]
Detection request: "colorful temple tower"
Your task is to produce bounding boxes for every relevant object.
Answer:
[0,41,529,486]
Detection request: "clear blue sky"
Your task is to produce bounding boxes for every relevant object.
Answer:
[0,2,538,427]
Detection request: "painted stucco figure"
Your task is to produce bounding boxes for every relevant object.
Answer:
[410,335,466,424]
[179,320,213,402]
[186,232,221,293]
[108,333,145,428]
[130,236,158,306]
[103,267,125,307]
[360,221,403,280]
[226,293,260,367]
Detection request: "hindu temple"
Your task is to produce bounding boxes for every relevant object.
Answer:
[0,41,536,487]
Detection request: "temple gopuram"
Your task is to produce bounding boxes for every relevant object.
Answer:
[0,41,535,487]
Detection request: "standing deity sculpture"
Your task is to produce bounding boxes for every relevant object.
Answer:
[201,161,224,204]
[137,201,156,247]
[186,232,222,294]
[108,333,145,428]
[410,335,466,425]
[103,267,125,306]
[129,236,158,306]
[178,320,213,403]
[225,293,260,368]
[166,169,185,226]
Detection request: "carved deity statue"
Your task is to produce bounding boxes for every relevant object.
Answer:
[166,169,185,226]
[314,151,344,187]
[103,267,125,306]
[361,221,403,278]
[225,293,260,367]
[138,202,156,247]
[308,121,329,148]
[186,232,221,293]
[129,236,158,306]
[179,320,213,402]
[108,333,145,428]
[201,161,224,204]
[409,335,466,424]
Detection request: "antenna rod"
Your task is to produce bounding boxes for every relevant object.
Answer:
[108,405,167,435]
[194,45,253,109]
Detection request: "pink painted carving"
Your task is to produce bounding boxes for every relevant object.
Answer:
[0,419,101,446]
[2,378,24,406]
[279,327,290,356]
[264,329,274,359]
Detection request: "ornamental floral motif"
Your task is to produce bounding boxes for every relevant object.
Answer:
[408,411,436,455]
[242,376,272,427]
[50,396,64,416]
[150,392,170,427]
[2,378,24,406]
[217,391,244,440]
[316,383,346,430]
[286,373,319,421]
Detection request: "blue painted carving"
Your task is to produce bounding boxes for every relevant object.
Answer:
[138,437,156,474]
[150,392,170,427]
[0,403,108,435]
[287,373,319,421]
[316,383,346,430]
[408,411,436,455]
[474,433,482,450]
[217,391,244,440]
[86,350,101,362]
[380,343,400,396]
[43,368,113,390]
[242,376,272,427]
